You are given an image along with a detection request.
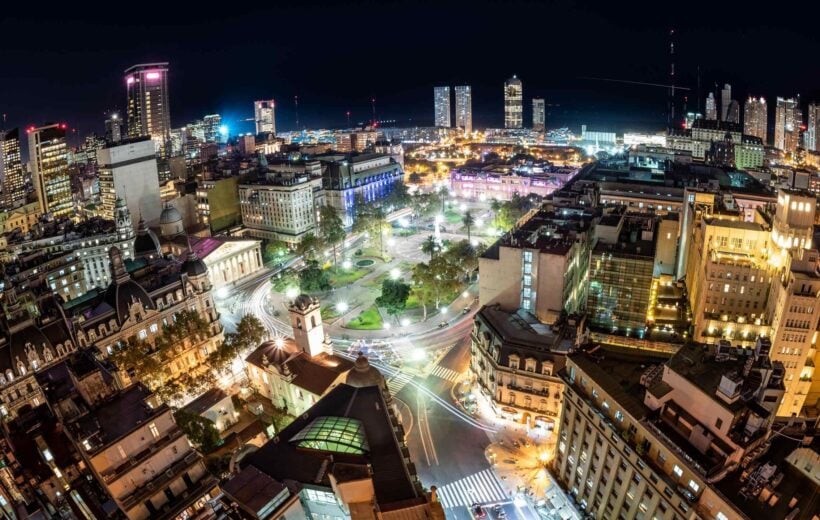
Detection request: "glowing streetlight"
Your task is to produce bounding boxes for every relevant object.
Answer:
[285,287,299,299]
[387,238,396,247]
[390,268,401,280]
[342,259,352,269]
[440,307,448,314]
[400,318,410,327]
[462,291,470,298]
[274,337,285,348]
[383,322,392,330]
[336,301,349,313]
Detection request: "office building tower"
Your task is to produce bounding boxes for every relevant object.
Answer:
[705,92,717,120]
[805,103,819,152]
[720,83,732,121]
[28,123,72,217]
[725,99,740,124]
[454,85,472,133]
[504,75,523,129]
[254,99,276,134]
[532,98,546,131]
[774,96,801,152]
[743,97,768,145]
[433,86,451,127]
[97,136,163,227]
[203,114,222,143]
[125,62,171,155]
[0,128,24,209]
[104,113,122,143]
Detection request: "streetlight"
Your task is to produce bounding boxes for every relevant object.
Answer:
[384,322,392,330]
[390,268,401,280]
[336,301,349,313]
[462,291,470,298]
[342,259,352,269]
[286,287,299,299]
[400,318,410,327]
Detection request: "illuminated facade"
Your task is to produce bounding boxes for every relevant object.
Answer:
[96,137,162,226]
[743,97,767,145]
[27,124,72,217]
[532,98,545,132]
[104,113,122,143]
[239,176,319,244]
[774,96,801,152]
[455,85,472,133]
[705,92,717,120]
[433,86,451,127]
[254,99,276,134]
[0,128,24,209]
[720,84,732,122]
[125,62,171,156]
[504,75,523,129]
[805,103,819,152]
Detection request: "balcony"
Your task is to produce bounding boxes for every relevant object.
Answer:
[119,451,202,511]
[100,429,185,483]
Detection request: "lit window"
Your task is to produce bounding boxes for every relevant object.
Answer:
[138,329,147,340]
[673,465,683,478]
[688,480,700,493]
[149,422,159,438]
[42,449,53,462]
[117,445,127,459]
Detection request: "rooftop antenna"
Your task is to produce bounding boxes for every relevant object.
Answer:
[371,97,377,127]
[696,65,701,114]
[346,110,351,128]
[668,27,676,130]
[294,95,300,130]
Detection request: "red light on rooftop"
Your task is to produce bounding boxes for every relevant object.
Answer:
[60,124,67,130]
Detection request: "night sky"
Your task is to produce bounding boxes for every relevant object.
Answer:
[2,0,820,142]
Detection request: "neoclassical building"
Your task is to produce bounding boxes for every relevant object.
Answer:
[189,236,263,291]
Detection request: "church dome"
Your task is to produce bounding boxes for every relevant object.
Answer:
[159,205,182,225]
[182,253,208,277]
[159,204,185,238]
[345,355,387,390]
[134,218,161,258]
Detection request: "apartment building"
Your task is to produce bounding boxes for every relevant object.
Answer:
[239,174,320,245]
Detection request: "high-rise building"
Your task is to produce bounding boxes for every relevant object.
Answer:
[104,113,122,143]
[202,114,222,143]
[0,128,24,209]
[720,83,732,121]
[96,136,163,227]
[504,75,523,129]
[532,98,546,132]
[743,96,768,144]
[705,92,717,120]
[805,103,819,152]
[254,99,276,134]
[433,86,451,127]
[725,99,740,124]
[28,123,73,217]
[125,62,171,156]
[454,85,472,133]
[774,96,801,152]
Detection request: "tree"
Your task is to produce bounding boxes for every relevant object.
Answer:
[421,235,438,261]
[408,172,422,184]
[296,233,322,261]
[462,210,475,243]
[299,260,331,291]
[174,409,221,453]
[375,279,411,319]
[210,315,266,373]
[384,181,410,210]
[411,263,436,321]
[318,206,345,266]
[263,240,288,264]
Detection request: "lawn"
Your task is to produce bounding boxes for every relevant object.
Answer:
[271,271,300,293]
[346,306,384,330]
[444,209,463,224]
[328,267,370,287]
[321,306,341,320]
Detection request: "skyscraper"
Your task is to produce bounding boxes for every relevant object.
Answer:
[705,92,717,120]
[504,76,523,129]
[805,103,819,152]
[97,137,162,227]
[743,97,768,145]
[254,99,276,134]
[104,114,122,143]
[203,114,222,143]
[125,62,171,156]
[774,96,801,152]
[28,123,72,217]
[532,98,545,132]
[454,85,472,133]
[433,86,451,127]
[720,83,732,121]
[0,128,24,209]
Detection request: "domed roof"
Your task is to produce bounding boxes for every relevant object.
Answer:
[134,218,160,257]
[344,355,387,390]
[103,279,155,324]
[291,294,316,311]
[182,252,208,277]
[159,205,182,225]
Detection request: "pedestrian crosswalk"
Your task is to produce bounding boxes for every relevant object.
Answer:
[429,364,462,382]
[386,372,414,396]
[436,468,510,509]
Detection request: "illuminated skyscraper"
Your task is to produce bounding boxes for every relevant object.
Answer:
[454,85,472,133]
[504,76,523,129]
[774,96,801,152]
[705,92,717,120]
[254,99,276,134]
[104,114,123,143]
[203,114,222,143]
[433,86,451,127]
[720,83,732,121]
[532,98,545,132]
[28,124,72,217]
[125,62,171,155]
[0,128,24,209]
[805,103,819,152]
[743,97,768,144]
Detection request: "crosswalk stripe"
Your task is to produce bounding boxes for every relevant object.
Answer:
[386,373,413,395]
[429,365,462,382]
[436,468,511,509]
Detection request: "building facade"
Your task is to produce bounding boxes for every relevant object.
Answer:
[97,137,162,227]
[254,99,276,135]
[504,76,523,129]
[28,124,73,218]
[434,86,451,128]
[454,85,473,133]
[0,128,24,209]
[743,97,767,145]
[533,98,546,132]
[774,96,801,152]
[125,63,171,156]
[239,176,319,244]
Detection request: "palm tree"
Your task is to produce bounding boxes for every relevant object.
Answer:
[462,210,475,243]
[421,235,437,260]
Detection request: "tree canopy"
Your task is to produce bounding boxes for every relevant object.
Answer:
[375,279,411,317]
